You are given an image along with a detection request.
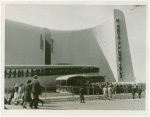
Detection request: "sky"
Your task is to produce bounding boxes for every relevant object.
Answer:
[5,5,147,82]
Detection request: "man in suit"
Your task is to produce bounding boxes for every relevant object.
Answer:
[31,75,41,109]
[132,83,137,99]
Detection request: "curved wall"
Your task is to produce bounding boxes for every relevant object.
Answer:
[5,20,45,65]
[50,13,117,82]
[91,12,118,82]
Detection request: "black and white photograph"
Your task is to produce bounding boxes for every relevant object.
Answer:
[1,1,149,116]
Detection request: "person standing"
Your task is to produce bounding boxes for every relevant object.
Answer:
[23,79,32,108]
[7,84,15,105]
[132,83,137,99]
[138,84,142,99]
[116,83,119,94]
[16,83,24,105]
[31,75,41,109]
[107,86,112,100]
[8,69,11,78]
[124,84,128,93]
[103,85,108,100]
[14,84,19,105]
[21,70,24,77]
[108,83,113,100]
[31,69,34,77]
[18,70,20,78]
[37,84,44,106]
[13,69,16,78]
[118,83,121,94]
[96,85,99,95]
[21,93,24,106]
[26,69,29,77]
[79,86,85,103]
[99,84,102,95]
[113,84,117,94]
[121,83,123,93]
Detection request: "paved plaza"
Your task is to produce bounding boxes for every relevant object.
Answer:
[5,98,145,110]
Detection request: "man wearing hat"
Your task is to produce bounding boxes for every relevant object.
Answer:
[31,75,41,109]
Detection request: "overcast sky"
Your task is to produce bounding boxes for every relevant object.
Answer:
[5,5,146,82]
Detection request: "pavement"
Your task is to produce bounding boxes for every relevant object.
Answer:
[4,92,146,110]
[5,98,145,110]
[5,92,146,103]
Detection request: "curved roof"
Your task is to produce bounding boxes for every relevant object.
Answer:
[56,75,86,80]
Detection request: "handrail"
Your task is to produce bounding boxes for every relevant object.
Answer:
[5,65,99,69]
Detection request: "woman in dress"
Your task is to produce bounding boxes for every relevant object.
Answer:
[23,79,32,108]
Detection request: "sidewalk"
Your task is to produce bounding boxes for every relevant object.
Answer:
[5,93,145,103]
[41,93,145,102]
[5,98,146,110]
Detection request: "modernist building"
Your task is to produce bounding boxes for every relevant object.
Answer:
[5,9,135,83]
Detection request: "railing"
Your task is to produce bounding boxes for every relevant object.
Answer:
[4,86,103,100]
[4,68,99,78]
[5,85,142,100]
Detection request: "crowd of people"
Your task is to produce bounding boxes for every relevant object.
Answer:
[5,67,99,78]
[4,75,145,108]
[5,75,44,109]
[79,82,145,102]
[102,83,143,100]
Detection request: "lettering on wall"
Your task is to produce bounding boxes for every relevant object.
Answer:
[116,18,122,78]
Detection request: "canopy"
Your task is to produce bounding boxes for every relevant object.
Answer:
[56,75,85,81]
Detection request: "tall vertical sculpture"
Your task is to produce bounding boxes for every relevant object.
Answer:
[114,9,135,82]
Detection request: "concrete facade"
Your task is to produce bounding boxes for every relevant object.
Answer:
[5,20,45,65]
